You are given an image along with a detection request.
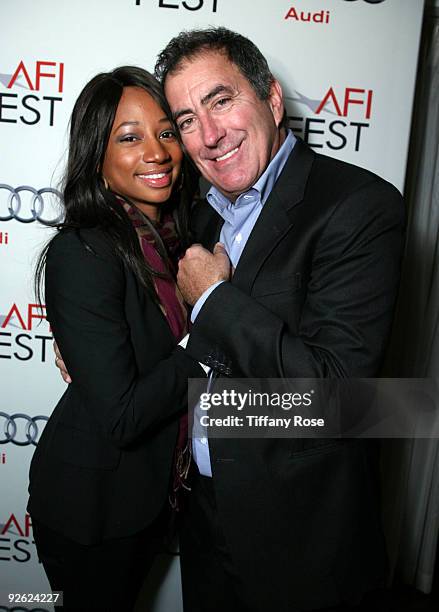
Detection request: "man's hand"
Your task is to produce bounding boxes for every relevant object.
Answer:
[53,340,72,384]
[177,242,231,305]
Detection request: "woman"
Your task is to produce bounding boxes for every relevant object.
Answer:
[28,66,204,611]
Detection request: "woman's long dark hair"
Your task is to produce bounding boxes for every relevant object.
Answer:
[35,65,197,305]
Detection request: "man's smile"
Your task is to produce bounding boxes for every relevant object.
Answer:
[215,146,240,162]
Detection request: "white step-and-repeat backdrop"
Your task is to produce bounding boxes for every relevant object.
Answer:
[0,0,424,610]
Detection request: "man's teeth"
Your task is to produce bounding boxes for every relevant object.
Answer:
[216,147,239,162]
[139,173,167,179]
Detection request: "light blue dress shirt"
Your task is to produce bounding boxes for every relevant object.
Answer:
[192,130,297,476]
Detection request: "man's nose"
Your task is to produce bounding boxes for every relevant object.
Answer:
[143,139,171,163]
[199,115,225,147]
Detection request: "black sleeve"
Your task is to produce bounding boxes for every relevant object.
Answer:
[45,229,204,448]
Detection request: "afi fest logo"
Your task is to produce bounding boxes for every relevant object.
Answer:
[286,86,374,153]
[136,0,219,11]
[0,513,37,563]
[0,303,52,363]
[0,60,64,126]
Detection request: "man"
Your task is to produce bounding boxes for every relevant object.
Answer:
[154,27,404,612]
[55,26,403,611]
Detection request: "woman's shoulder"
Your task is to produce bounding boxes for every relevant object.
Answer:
[45,227,125,293]
[48,227,119,263]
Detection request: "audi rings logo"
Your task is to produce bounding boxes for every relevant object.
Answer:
[0,184,62,225]
[0,413,48,446]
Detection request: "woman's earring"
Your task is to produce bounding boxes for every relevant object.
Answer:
[102,176,109,190]
[178,170,185,192]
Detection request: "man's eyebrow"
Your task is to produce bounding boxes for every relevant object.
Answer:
[201,84,234,106]
[173,84,234,122]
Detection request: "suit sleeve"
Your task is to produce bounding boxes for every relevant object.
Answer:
[186,179,405,378]
[45,230,204,448]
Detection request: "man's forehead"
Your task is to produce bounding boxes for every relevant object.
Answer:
[166,50,239,87]
[175,48,230,70]
[165,53,241,105]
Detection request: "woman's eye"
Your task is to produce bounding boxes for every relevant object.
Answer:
[119,134,139,143]
[160,130,177,139]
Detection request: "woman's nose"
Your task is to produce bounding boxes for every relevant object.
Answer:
[142,139,170,163]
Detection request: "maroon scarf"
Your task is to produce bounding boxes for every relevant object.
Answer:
[120,198,191,510]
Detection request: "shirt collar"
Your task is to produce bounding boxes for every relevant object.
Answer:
[206,130,296,216]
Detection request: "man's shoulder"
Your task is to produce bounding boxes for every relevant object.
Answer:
[304,150,404,227]
[313,150,399,194]
[281,141,402,209]
[279,141,404,222]
[287,139,398,192]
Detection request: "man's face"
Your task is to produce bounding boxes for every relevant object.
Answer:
[164,51,285,201]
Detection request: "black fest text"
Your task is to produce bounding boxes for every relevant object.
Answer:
[137,0,218,10]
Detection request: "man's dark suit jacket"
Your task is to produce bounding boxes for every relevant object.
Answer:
[27,228,203,545]
[185,139,405,611]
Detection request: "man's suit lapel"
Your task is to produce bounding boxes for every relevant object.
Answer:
[202,208,224,250]
[232,139,315,294]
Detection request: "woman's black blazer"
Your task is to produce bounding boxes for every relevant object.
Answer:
[28,228,203,545]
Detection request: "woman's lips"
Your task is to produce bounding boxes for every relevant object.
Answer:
[136,170,172,188]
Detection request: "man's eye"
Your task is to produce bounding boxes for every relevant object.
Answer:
[179,117,194,132]
[215,97,231,108]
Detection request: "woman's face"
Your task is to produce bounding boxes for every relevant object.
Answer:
[102,86,183,220]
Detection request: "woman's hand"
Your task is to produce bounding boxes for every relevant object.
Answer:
[54,340,72,383]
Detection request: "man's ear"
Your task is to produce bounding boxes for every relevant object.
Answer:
[268,79,285,128]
